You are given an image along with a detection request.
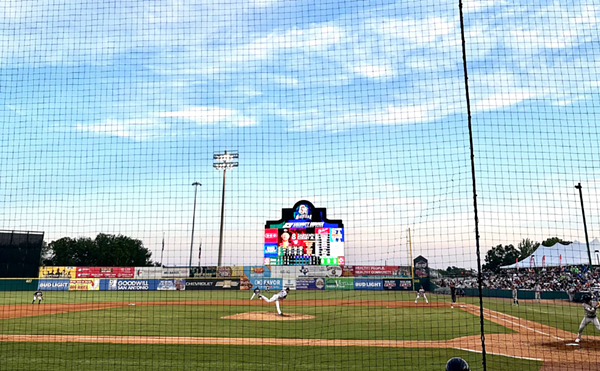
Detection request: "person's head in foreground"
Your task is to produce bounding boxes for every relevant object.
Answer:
[446,357,470,371]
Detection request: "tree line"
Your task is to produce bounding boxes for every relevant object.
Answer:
[483,237,571,272]
[41,233,157,267]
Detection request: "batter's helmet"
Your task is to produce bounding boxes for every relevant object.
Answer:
[582,294,592,303]
[446,357,470,371]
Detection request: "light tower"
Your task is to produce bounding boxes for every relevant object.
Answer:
[213,151,239,267]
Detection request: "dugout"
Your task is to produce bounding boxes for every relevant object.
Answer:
[0,230,44,278]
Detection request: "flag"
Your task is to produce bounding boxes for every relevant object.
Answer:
[542,256,546,268]
[530,256,534,268]
[560,254,563,269]
[198,244,202,259]
[515,258,519,270]
[162,236,165,252]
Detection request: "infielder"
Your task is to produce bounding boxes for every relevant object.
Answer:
[534,283,542,303]
[575,294,600,343]
[250,287,260,300]
[32,290,43,304]
[415,285,428,304]
[259,287,290,316]
[512,286,519,306]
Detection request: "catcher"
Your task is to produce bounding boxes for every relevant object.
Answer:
[575,293,600,343]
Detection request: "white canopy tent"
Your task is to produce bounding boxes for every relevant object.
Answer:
[500,238,600,269]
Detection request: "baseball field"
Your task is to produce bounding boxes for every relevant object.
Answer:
[2,291,599,371]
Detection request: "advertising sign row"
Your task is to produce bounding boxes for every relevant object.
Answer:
[37,278,414,291]
[40,265,419,279]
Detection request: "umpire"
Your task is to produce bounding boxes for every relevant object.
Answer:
[446,357,470,371]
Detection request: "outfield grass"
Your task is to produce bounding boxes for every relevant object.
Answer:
[0,291,514,340]
[0,303,512,340]
[0,343,542,371]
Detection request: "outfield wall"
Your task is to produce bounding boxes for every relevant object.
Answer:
[0,277,417,291]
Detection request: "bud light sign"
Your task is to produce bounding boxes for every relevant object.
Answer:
[354,278,383,290]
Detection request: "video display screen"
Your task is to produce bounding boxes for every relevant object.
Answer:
[264,201,344,266]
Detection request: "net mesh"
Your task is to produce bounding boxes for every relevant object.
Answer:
[1,0,599,370]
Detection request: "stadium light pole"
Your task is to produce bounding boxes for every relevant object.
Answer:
[574,183,593,268]
[189,182,202,269]
[214,151,239,267]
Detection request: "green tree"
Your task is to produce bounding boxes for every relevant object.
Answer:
[541,237,571,247]
[48,234,153,266]
[483,244,519,272]
[517,238,540,260]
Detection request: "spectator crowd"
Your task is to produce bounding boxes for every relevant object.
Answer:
[436,266,600,300]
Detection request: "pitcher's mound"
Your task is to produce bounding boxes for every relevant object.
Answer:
[222,311,315,321]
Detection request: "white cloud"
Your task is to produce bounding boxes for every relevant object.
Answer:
[75,119,168,141]
[159,107,257,127]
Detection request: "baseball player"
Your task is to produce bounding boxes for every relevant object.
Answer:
[32,290,43,304]
[446,357,470,371]
[534,283,542,303]
[259,287,290,316]
[512,286,519,306]
[575,293,600,343]
[450,280,457,308]
[415,285,428,304]
[250,287,260,300]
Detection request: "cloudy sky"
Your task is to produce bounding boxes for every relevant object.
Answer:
[1,0,599,269]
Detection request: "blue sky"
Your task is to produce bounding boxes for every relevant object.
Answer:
[1,0,599,269]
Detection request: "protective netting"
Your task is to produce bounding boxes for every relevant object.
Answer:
[1,0,599,370]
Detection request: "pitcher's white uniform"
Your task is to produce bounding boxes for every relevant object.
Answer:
[415,287,428,304]
[260,287,289,315]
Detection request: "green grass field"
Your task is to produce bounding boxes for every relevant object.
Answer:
[0,291,568,370]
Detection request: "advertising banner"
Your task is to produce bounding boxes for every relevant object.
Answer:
[190,266,217,278]
[353,266,402,276]
[382,279,413,291]
[185,279,217,290]
[213,278,240,290]
[134,267,163,278]
[249,278,282,291]
[354,278,383,290]
[157,279,186,290]
[162,268,189,278]
[296,277,325,290]
[325,278,354,290]
[281,278,296,290]
[68,279,100,290]
[217,266,234,277]
[76,267,135,278]
[38,279,70,291]
[107,279,153,291]
[270,266,298,278]
[243,266,272,278]
[38,266,76,279]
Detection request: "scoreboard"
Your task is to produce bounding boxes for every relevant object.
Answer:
[264,200,344,266]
